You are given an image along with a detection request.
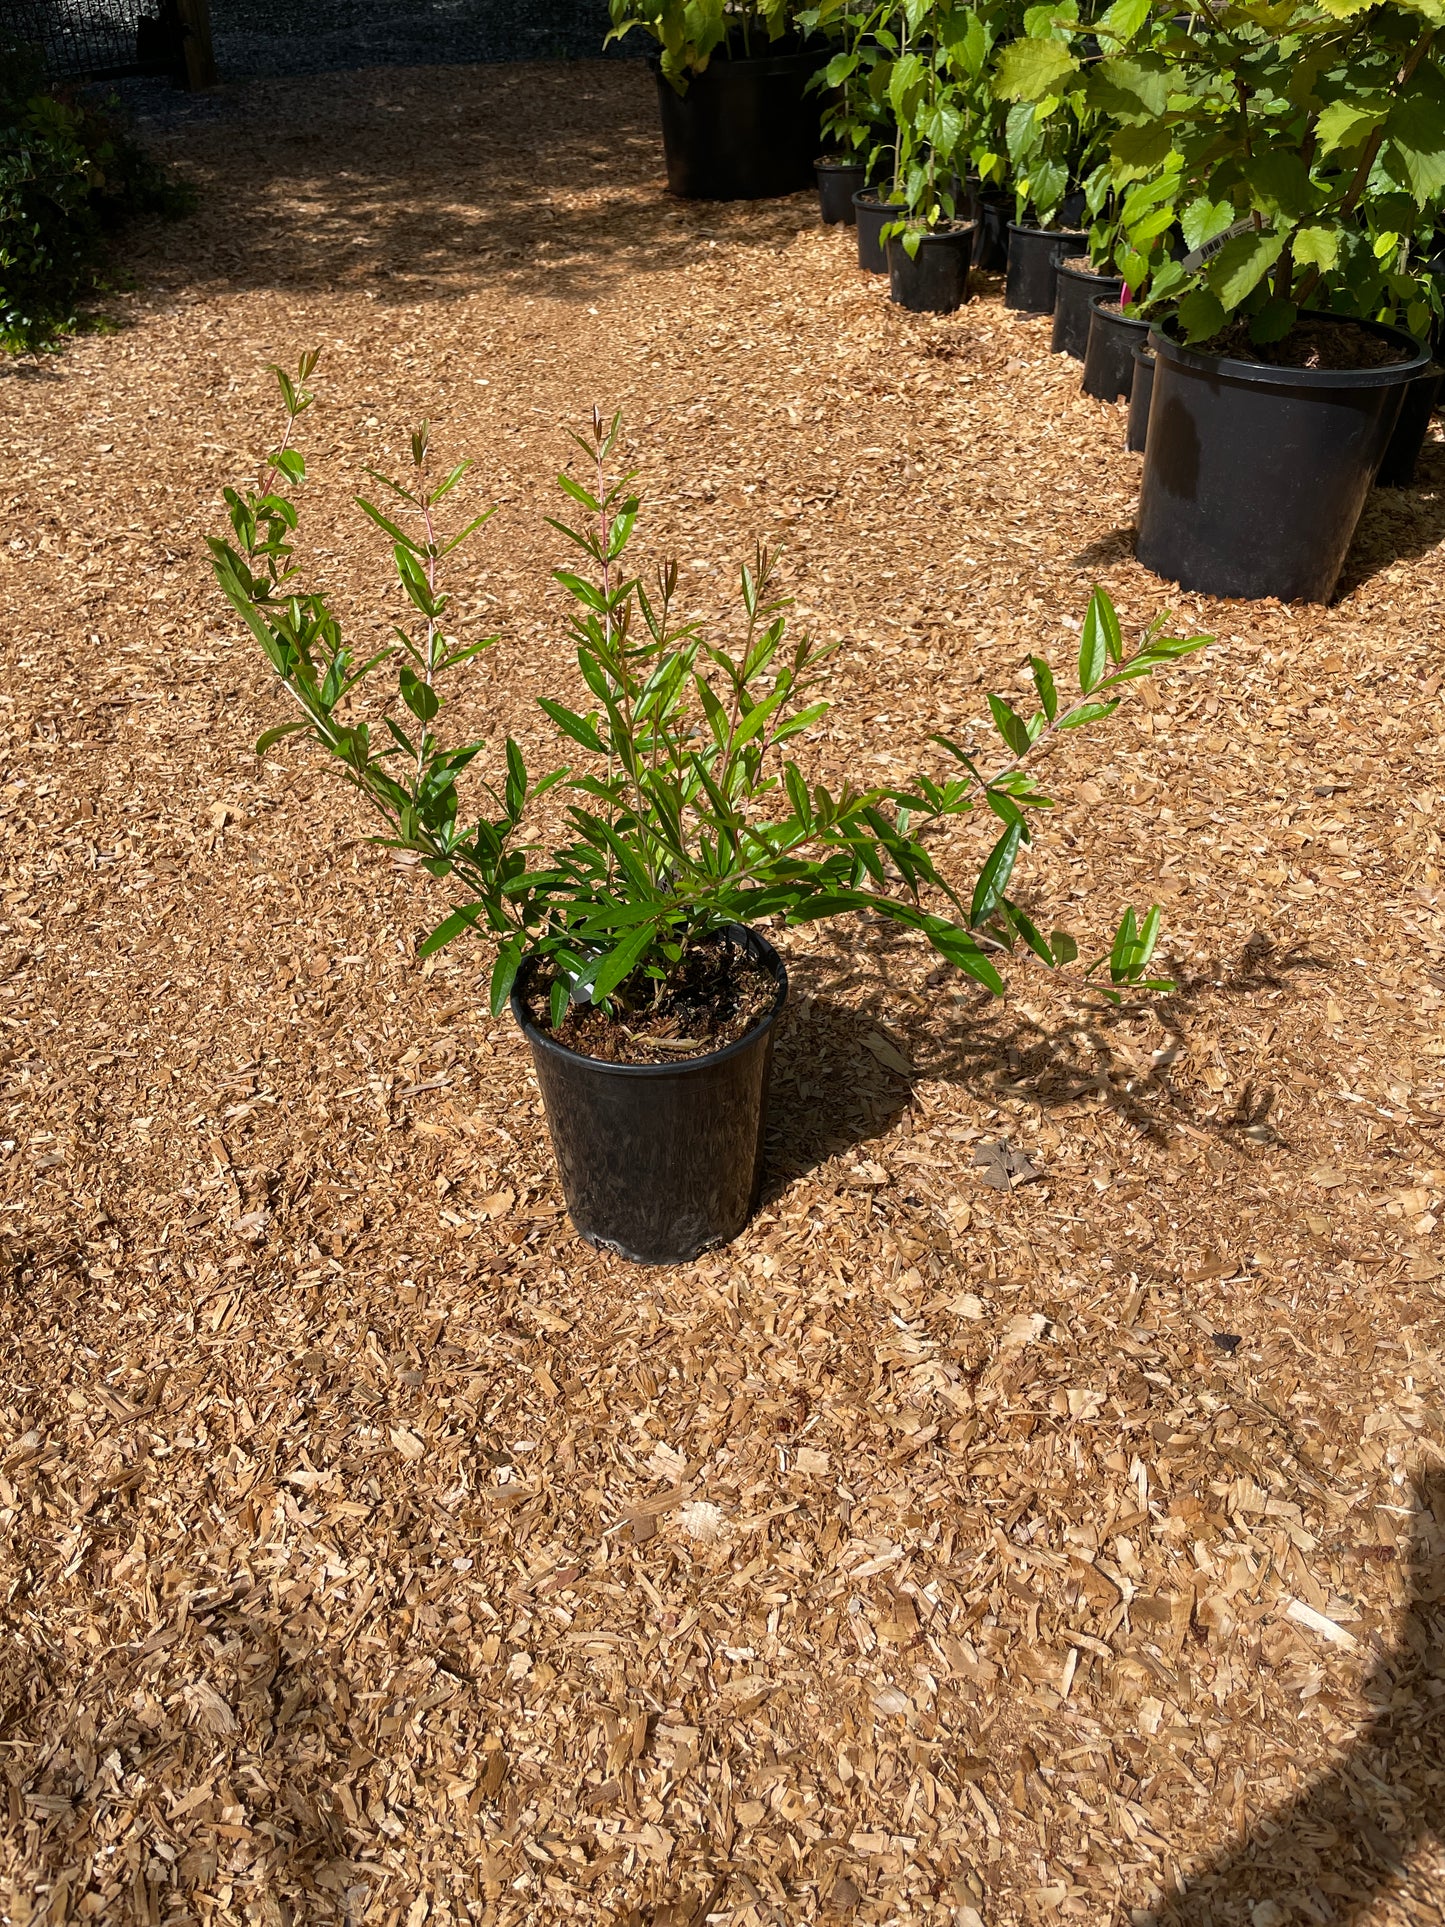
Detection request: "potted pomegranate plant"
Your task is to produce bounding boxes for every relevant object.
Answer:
[211,358,1211,1264]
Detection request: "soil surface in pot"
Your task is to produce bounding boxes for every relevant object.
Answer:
[1203,317,1413,372]
[523,935,777,1063]
[1060,258,1115,276]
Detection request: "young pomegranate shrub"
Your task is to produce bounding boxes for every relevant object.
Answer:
[209,356,1211,1046]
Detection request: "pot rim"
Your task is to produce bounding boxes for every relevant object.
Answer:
[816,154,867,171]
[886,220,979,245]
[1147,308,1431,390]
[1007,222,1086,240]
[853,187,906,209]
[511,924,789,1080]
[1090,294,1151,331]
[650,45,826,80]
[1054,254,1122,281]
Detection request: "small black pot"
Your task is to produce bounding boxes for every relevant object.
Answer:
[974,191,1011,271]
[1052,258,1124,360]
[1005,224,1085,313]
[1137,313,1431,603]
[854,189,901,274]
[512,926,788,1265]
[816,156,865,225]
[1375,363,1443,486]
[653,48,823,200]
[1127,344,1154,453]
[1082,298,1151,402]
[887,225,974,313]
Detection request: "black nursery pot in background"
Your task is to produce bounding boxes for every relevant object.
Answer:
[887,225,974,313]
[1137,314,1430,603]
[1082,298,1151,402]
[973,190,1011,271]
[1127,344,1154,453]
[816,156,865,224]
[853,189,897,273]
[1375,362,1442,486]
[654,49,822,200]
[1006,225,1086,313]
[512,927,788,1266]
[1052,257,1124,359]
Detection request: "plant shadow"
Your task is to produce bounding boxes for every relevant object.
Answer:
[129,58,822,312]
[1156,1467,1445,1925]
[1336,430,1445,598]
[766,915,1333,1178]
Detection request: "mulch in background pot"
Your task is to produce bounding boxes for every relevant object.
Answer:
[1137,313,1430,604]
[816,156,865,225]
[1082,298,1151,402]
[887,225,974,313]
[1127,343,1154,453]
[1005,224,1085,313]
[1374,362,1443,486]
[1052,257,1124,359]
[653,49,823,200]
[512,926,788,1265]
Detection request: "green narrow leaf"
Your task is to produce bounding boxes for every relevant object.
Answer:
[987,693,1032,759]
[590,921,657,1004]
[1029,656,1058,723]
[489,936,524,1015]
[550,978,570,1030]
[970,821,1023,926]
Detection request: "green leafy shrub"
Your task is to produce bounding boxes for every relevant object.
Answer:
[607,0,798,87]
[211,357,1212,1031]
[0,46,192,354]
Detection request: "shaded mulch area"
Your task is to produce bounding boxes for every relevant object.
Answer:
[2,58,1444,1927]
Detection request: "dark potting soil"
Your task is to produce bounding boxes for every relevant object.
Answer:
[525,935,777,1064]
[1205,318,1412,373]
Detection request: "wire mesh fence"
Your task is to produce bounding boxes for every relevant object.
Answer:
[2,0,622,82]
[0,0,184,81]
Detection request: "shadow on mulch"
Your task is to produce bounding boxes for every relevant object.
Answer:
[136,61,810,313]
[1161,1467,1445,1926]
[1337,434,1445,599]
[1071,435,1445,600]
[782,917,1333,1155]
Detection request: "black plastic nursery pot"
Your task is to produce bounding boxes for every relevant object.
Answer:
[816,156,865,224]
[1137,312,1431,604]
[1052,257,1124,360]
[853,189,899,273]
[1082,298,1151,403]
[653,49,822,200]
[974,190,1010,271]
[1127,344,1154,454]
[887,225,974,313]
[1375,362,1443,486]
[511,926,788,1266]
[1005,224,1085,313]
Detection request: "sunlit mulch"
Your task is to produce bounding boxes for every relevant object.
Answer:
[1,58,1443,1927]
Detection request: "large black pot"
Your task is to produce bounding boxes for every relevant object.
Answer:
[816,156,865,225]
[1082,298,1151,402]
[1137,313,1431,603]
[1052,258,1124,359]
[1005,224,1085,313]
[1375,362,1442,486]
[512,926,788,1265]
[1127,345,1154,453]
[887,225,974,313]
[854,189,901,273]
[654,49,823,200]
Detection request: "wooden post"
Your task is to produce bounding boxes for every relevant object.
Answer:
[176,0,217,90]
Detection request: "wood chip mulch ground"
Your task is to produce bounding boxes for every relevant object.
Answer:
[1,58,1443,1927]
